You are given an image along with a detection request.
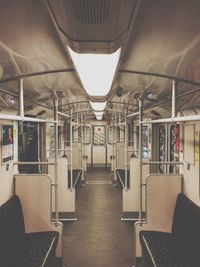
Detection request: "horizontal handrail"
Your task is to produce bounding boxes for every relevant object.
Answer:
[14,162,56,165]
[142,161,183,165]
[46,149,71,151]
[57,111,71,118]
[0,114,55,123]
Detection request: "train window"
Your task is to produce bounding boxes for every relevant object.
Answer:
[64,121,70,146]
[107,126,116,145]
[142,126,149,158]
[169,125,180,173]
[93,126,105,146]
[158,125,166,173]
[73,126,91,144]
[83,126,91,145]
[72,126,79,143]
[78,127,81,142]
[49,126,55,158]
[18,122,39,173]
[136,125,150,158]
[58,126,61,151]
[48,125,62,158]
[117,125,125,142]
[128,123,134,147]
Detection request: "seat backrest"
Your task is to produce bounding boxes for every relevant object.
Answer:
[172,193,200,244]
[0,195,25,248]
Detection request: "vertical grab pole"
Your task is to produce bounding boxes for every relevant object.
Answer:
[125,111,128,189]
[37,124,41,174]
[18,78,24,175]
[80,114,83,169]
[81,114,84,181]
[19,79,24,117]
[112,115,115,172]
[115,113,118,179]
[170,80,177,173]
[70,110,73,191]
[53,97,59,225]
[172,80,177,119]
[83,118,86,174]
[138,98,143,225]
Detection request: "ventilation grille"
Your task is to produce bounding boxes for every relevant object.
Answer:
[73,0,110,24]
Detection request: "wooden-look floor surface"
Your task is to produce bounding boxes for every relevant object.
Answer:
[63,167,135,267]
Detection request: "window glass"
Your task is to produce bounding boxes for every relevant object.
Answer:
[128,123,133,146]
[169,124,180,173]
[107,126,116,144]
[158,125,166,173]
[83,126,91,145]
[93,126,105,145]
[142,126,149,158]
[117,126,125,142]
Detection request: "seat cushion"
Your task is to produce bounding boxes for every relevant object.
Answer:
[68,169,82,188]
[172,193,200,244]
[116,169,130,188]
[0,195,25,248]
[140,231,200,267]
[4,231,59,267]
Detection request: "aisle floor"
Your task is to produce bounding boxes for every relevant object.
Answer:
[63,167,135,267]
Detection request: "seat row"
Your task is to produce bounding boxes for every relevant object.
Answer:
[0,195,58,267]
[140,193,200,267]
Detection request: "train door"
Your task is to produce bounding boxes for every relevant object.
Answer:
[73,125,91,169]
[82,125,91,168]
[136,124,151,159]
[18,122,40,173]
[107,125,115,170]
[92,125,106,167]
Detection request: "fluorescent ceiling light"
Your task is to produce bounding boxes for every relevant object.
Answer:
[68,47,121,96]
[94,111,104,121]
[96,115,103,120]
[89,101,107,111]
[94,111,104,117]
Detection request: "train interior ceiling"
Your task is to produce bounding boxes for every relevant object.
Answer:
[0,0,200,267]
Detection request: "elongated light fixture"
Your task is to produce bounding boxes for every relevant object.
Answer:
[96,115,103,120]
[94,111,104,121]
[89,101,107,111]
[68,47,121,96]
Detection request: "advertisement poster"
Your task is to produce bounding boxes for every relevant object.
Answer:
[2,125,14,164]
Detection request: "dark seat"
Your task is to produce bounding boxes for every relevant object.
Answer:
[140,193,200,267]
[0,195,59,267]
[68,169,82,188]
[116,169,130,188]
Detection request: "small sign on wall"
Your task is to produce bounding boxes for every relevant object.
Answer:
[1,124,14,164]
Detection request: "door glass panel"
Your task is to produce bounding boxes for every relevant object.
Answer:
[128,123,133,146]
[93,126,105,145]
[117,126,125,142]
[18,122,38,173]
[75,126,91,144]
[84,126,91,145]
[107,126,116,144]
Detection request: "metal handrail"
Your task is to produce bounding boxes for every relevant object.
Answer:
[142,161,183,165]
[14,162,56,165]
